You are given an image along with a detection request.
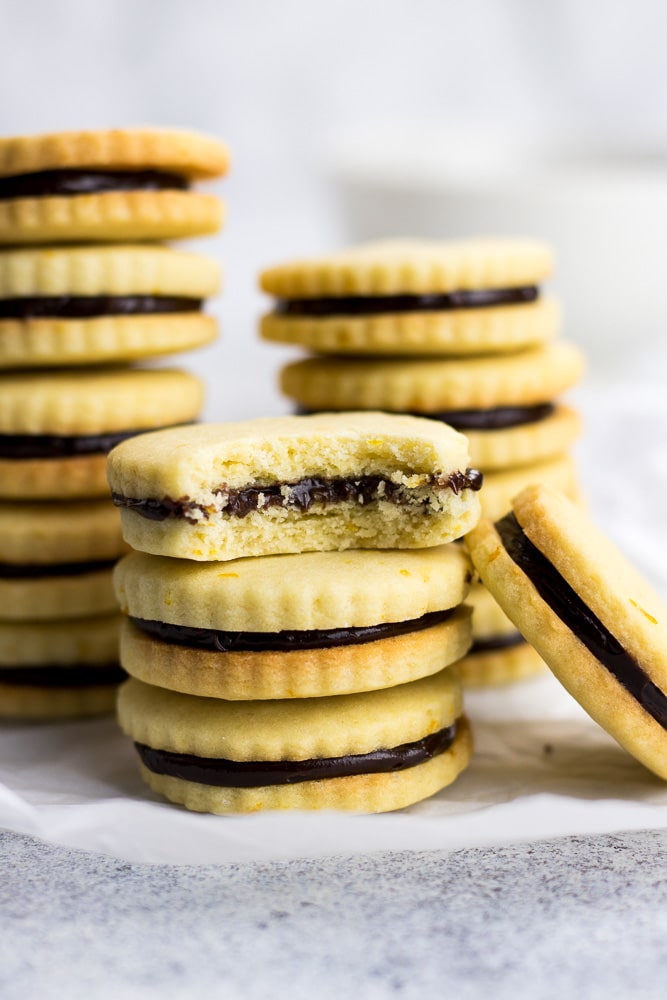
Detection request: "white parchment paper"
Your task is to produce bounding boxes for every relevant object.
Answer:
[1,373,667,864]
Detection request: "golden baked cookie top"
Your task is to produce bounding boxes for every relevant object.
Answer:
[0,127,229,179]
[260,238,552,297]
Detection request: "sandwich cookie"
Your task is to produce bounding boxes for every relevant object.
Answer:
[454,582,544,688]
[108,412,483,561]
[0,367,204,499]
[0,245,221,367]
[281,342,584,472]
[0,500,126,620]
[114,546,473,699]
[260,238,557,356]
[0,127,229,244]
[0,613,124,719]
[467,485,667,780]
[117,669,472,813]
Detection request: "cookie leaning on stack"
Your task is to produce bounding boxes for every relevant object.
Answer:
[467,485,667,779]
[0,126,228,720]
[110,412,479,813]
[260,238,586,688]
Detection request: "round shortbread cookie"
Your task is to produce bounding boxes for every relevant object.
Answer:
[114,545,471,631]
[466,485,667,780]
[108,413,482,561]
[1,500,125,565]
[0,191,224,245]
[0,367,204,499]
[280,342,584,413]
[119,606,472,699]
[0,314,218,368]
[0,128,229,179]
[0,129,229,245]
[478,454,580,522]
[117,670,471,813]
[0,563,116,622]
[260,298,559,356]
[0,245,221,299]
[260,238,552,297]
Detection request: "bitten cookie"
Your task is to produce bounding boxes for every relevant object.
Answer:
[0,245,221,367]
[454,582,544,688]
[0,367,204,499]
[117,669,472,813]
[467,485,667,779]
[0,127,229,244]
[260,238,557,355]
[0,613,124,719]
[114,545,472,699]
[108,412,483,561]
[281,343,584,471]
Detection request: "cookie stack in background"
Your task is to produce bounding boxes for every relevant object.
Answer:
[107,413,481,813]
[0,127,229,720]
[259,239,586,689]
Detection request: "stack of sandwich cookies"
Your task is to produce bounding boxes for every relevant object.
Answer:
[467,485,667,780]
[261,239,586,687]
[0,126,228,720]
[110,412,479,812]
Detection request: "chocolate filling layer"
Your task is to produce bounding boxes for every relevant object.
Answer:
[496,512,667,729]
[0,664,126,687]
[469,631,527,654]
[1,428,153,459]
[296,404,554,432]
[130,608,455,653]
[275,287,538,316]
[0,558,116,579]
[0,168,189,200]
[112,469,484,523]
[0,295,202,319]
[135,721,458,787]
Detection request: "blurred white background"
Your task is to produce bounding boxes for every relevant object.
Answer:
[2,0,667,581]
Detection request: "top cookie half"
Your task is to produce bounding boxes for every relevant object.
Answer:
[0,128,229,244]
[108,412,483,560]
[260,238,556,355]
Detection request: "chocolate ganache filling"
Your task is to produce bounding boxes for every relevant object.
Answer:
[496,512,667,729]
[130,608,454,653]
[0,427,164,460]
[0,296,202,319]
[135,721,458,788]
[275,287,538,316]
[0,665,126,687]
[112,470,484,523]
[0,558,116,579]
[296,404,555,432]
[0,168,189,200]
